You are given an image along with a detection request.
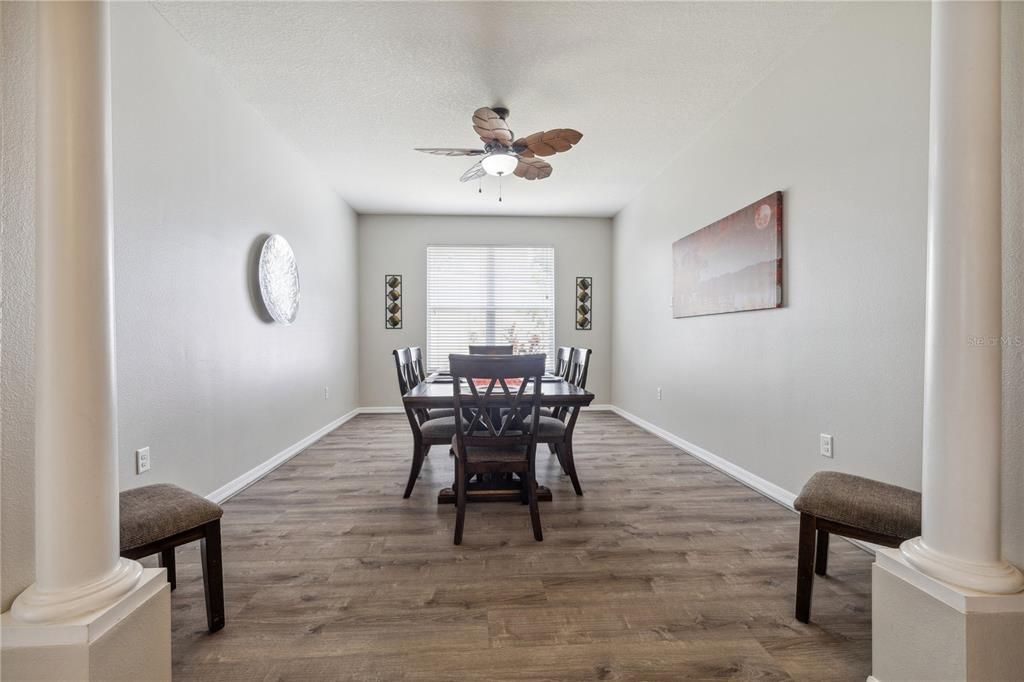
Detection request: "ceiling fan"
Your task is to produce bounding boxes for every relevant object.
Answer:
[415,106,583,200]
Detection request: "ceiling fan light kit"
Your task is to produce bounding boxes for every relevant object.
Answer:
[415,106,582,202]
[481,151,518,176]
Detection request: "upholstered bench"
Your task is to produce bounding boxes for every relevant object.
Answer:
[793,471,921,623]
[120,484,225,632]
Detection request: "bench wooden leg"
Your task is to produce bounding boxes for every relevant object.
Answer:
[815,528,830,576]
[795,512,816,624]
[200,520,225,632]
[158,548,176,591]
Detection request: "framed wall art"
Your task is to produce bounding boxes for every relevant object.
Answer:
[672,191,783,318]
[257,234,300,325]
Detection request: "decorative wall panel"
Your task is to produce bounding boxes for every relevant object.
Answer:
[385,274,402,329]
[576,276,592,330]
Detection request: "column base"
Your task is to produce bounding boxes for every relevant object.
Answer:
[10,557,144,623]
[901,537,1024,594]
[872,549,1024,681]
[2,568,170,681]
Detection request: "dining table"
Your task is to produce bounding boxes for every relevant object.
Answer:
[402,373,595,504]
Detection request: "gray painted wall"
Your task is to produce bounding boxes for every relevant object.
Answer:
[1,3,360,610]
[1000,1,1024,569]
[611,3,930,519]
[357,215,612,408]
[1,0,40,613]
[110,3,359,496]
[611,1,1023,569]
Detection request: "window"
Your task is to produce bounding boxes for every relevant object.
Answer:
[427,245,555,371]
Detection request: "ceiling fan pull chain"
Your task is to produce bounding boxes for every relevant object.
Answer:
[498,175,503,203]
[478,178,482,194]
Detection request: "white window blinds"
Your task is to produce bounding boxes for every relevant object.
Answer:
[427,245,555,372]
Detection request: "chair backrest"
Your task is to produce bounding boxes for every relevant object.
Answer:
[567,347,592,390]
[468,344,514,355]
[394,347,428,426]
[450,354,545,451]
[409,346,427,382]
[393,347,414,394]
[555,346,573,379]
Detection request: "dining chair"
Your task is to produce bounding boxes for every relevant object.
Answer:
[449,353,546,544]
[410,346,453,420]
[526,347,592,496]
[409,345,428,382]
[394,347,460,498]
[468,344,514,355]
[554,346,573,379]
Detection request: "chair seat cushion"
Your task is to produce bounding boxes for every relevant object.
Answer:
[794,471,921,540]
[420,416,460,440]
[450,436,528,464]
[427,408,455,420]
[500,407,553,417]
[120,483,223,551]
[523,415,566,439]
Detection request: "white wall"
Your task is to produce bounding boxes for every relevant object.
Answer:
[358,215,612,408]
[612,4,930,503]
[1,3,360,610]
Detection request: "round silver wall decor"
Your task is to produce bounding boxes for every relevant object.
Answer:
[258,234,300,325]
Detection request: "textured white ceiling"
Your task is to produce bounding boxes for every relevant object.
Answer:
[153,2,838,217]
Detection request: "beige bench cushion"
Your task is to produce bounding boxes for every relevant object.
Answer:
[120,483,223,551]
[794,471,921,540]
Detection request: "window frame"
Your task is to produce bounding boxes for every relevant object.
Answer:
[425,243,557,373]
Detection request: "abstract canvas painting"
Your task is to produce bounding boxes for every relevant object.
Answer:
[672,192,783,318]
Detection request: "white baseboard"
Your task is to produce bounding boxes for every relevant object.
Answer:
[607,404,875,555]
[204,403,872,556]
[358,405,614,413]
[206,404,614,503]
[608,405,796,508]
[206,408,360,503]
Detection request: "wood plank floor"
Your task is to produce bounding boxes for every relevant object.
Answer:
[162,411,872,680]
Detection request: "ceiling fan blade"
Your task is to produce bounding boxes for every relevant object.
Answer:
[472,107,513,146]
[513,157,552,181]
[415,147,486,156]
[460,160,486,183]
[514,129,583,158]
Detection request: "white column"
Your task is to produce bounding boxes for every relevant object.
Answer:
[900,0,1023,594]
[10,0,142,622]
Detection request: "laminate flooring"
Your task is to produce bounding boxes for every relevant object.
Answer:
[163,411,872,681]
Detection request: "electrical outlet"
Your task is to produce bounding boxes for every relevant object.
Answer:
[657,387,663,401]
[136,447,151,474]
[324,386,329,401]
[820,434,834,458]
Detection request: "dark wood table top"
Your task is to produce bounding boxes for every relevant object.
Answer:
[402,375,595,409]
